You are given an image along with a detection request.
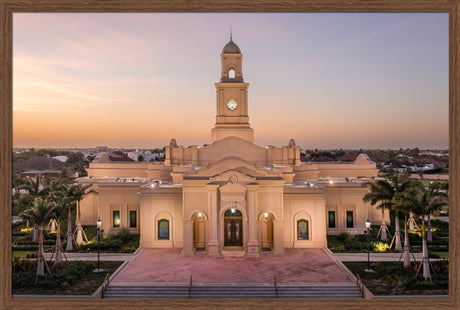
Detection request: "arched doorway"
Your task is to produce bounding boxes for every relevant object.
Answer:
[260,212,274,251]
[224,208,243,246]
[193,212,206,251]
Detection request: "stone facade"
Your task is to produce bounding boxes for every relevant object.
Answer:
[78,38,388,256]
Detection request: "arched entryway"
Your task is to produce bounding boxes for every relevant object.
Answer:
[224,208,243,246]
[193,212,207,251]
[259,212,274,251]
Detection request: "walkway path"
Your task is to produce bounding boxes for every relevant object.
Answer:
[112,248,351,285]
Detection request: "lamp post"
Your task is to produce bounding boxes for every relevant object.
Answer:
[364,219,374,273]
[93,217,104,273]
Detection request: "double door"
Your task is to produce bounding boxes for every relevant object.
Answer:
[224,218,242,246]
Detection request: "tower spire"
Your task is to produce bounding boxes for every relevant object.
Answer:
[230,25,232,41]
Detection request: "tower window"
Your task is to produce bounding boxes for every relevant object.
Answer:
[228,69,235,78]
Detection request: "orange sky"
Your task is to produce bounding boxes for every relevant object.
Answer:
[13,13,449,149]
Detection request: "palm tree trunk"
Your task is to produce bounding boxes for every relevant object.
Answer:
[380,208,387,242]
[37,226,45,277]
[427,214,433,242]
[403,214,411,269]
[33,223,39,243]
[409,212,415,232]
[394,210,402,251]
[75,201,84,245]
[421,219,431,280]
[55,219,62,265]
[66,205,73,251]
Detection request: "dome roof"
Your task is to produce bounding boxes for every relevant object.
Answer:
[222,40,241,54]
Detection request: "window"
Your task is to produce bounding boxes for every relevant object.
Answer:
[129,210,137,228]
[328,211,336,228]
[297,220,309,240]
[228,69,235,78]
[112,210,120,228]
[158,219,170,240]
[346,211,354,228]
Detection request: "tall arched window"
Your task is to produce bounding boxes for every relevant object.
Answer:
[297,219,309,240]
[158,219,170,240]
[228,69,235,78]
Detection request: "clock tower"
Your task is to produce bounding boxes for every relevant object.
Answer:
[211,37,254,143]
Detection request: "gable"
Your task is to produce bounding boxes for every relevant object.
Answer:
[198,136,268,165]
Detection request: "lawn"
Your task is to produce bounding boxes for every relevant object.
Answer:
[13,260,123,295]
[343,261,448,295]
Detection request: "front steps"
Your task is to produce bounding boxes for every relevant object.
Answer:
[103,283,362,299]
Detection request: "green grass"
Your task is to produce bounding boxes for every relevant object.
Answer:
[432,252,449,259]
[12,251,36,258]
[343,261,448,295]
[13,261,123,295]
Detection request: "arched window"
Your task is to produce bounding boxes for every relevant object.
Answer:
[228,69,235,78]
[224,208,242,217]
[158,219,170,240]
[297,219,309,240]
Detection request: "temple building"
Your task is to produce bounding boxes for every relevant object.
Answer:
[78,37,387,256]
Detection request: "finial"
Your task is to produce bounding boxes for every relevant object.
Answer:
[230,25,232,41]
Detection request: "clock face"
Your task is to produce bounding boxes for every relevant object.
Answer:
[227,99,238,111]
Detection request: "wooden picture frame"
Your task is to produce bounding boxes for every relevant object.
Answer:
[1,1,458,309]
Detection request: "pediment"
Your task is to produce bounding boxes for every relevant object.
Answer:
[186,157,282,179]
[197,136,269,166]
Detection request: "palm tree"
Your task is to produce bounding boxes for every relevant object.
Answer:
[21,175,50,243]
[66,183,93,246]
[362,173,411,249]
[396,185,419,269]
[401,181,447,280]
[21,198,58,278]
[362,179,393,243]
[47,182,71,265]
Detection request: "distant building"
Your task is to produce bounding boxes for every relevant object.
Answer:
[78,38,385,256]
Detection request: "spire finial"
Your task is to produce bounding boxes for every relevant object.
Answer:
[230,25,232,41]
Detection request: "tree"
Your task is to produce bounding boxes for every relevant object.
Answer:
[399,181,447,280]
[67,183,94,246]
[362,180,393,242]
[47,180,71,264]
[21,198,58,278]
[21,175,50,243]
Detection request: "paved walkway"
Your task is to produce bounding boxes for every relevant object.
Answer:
[334,252,424,262]
[112,248,352,285]
[43,252,134,261]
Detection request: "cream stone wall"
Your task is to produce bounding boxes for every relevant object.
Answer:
[139,188,183,248]
[283,190,328,248]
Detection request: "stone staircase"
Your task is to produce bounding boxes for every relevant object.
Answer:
[103,283,362,299]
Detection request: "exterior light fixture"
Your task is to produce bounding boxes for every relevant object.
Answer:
[329,180,334,184]
[365,219,371,229]
[198,212,202,219]
[94,218,104,273]
[364,219,374,273]
[264,213,268,219]
[231,208,236,214]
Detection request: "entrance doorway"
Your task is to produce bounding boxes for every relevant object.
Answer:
[224,209,243,246]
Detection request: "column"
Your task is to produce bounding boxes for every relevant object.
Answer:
[206,184,220,256]
[180,219,194,255]
[246,184,260,257]
[273,219,285,255]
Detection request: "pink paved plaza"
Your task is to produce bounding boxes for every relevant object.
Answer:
[112,248,352,285]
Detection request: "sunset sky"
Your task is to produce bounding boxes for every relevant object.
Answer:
[13,13,448,150]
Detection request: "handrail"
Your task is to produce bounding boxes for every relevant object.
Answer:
[356,273,364,298]
[101,272,110,298]
[274,275,278,299]
[188,274,192,298]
